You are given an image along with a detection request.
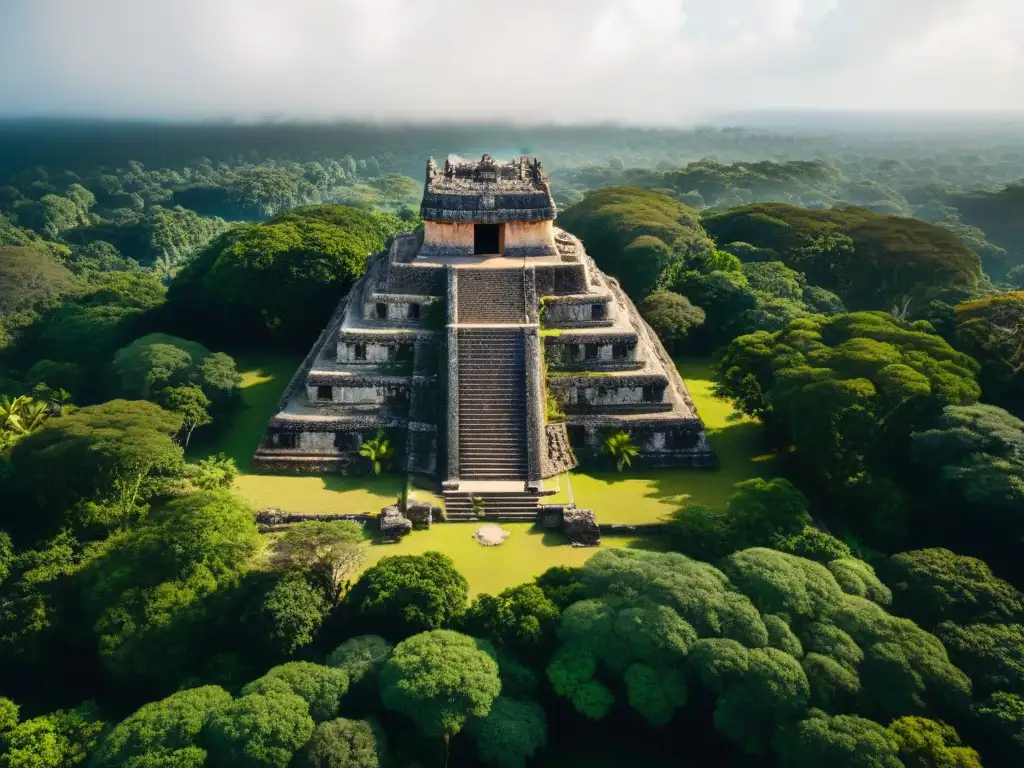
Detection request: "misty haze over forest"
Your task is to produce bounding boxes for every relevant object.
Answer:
[1,0,1022,123]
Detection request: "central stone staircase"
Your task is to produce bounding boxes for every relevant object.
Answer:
[457,327,528,481]
[457,268,526,324]
[444,490,541,521]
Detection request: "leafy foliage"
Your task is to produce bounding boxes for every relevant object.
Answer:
[467,697,547,768]
[379,630,501,737]
[292,717,386,768]
[884,548,1024,630]
[702,203,981,314]
[345,552,468,637]
[167,205,402,345]
[558,186,714,298]
[8,399,184,537]
[89,685,231,768]
[201,689,315,768]
[241,662,349,722]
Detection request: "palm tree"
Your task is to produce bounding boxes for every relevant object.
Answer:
[19,400,49,433]
[0,394,49,438]
[359,430,394,476]
[601,431,639,473]
[32,383,73,416]
[49,388,74,416]
[0,394,31,434]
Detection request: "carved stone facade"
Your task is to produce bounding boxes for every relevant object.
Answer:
[254,155,715,492]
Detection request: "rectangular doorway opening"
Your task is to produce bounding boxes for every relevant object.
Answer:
[474,223,502,255]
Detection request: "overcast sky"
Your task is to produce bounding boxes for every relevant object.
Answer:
[1,0,1021,124]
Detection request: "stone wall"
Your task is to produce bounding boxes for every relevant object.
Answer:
[405,425,438,475]
[384,262,446,296]
[336,338,416,365]
[443,267,460,488]
[421,221,475,257]
[503,220,557,257]
[542,295,615,326]
[544,336,641,370]
[523,326,545,492]
[534,264,589,296]
[362,294,441,327]
[567,423,716,469]
[542,422,578,478]
[305,382,410,407]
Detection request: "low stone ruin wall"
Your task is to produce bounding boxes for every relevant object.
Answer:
[255,509,375,531]
[542,423,578,478]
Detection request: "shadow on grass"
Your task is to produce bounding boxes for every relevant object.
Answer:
[570,419,780,526]
[193,356,302,469]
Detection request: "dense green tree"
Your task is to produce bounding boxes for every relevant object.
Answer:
[155,385,211,447]
[269,521,365,605]
[742,260,806,301]
[702,203,981,315]
[344,552,468,637]
[79,490,261,687]
[0,698,17,733]
[8,399,183,536]
[0,246,80,349]
[461,584,559,661]
[379,630,500,738]
[201,689,315,768]
[532,566,587,611]
[292,718,386,768]
[26,271,166,374]
[775,712,903,768]
[638,290,706,353]
[183,453,238,491]
[669,268,757,345]
[951,292,1024,415]
[558,186,714,299]
[887,716,981,768]
[827,559,892,606]
[669,477,812,559]
[111,334,239,411]
[466,697,547,768]
[246,573,328,659]
[884,548,1023,630]
[770,526,854,563]
[0,702,103,768]
[167,205,402,344]
[716,312,981,514]
[326,635,393,687]
[721,548,846,624]
[936,621,1024,697]
[909,404,1024,556]
[969,692,1024,762]
[88,685,231,768]
[242,662,349,722]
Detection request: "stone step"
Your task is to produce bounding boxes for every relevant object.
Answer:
[459,468,530,477]
[459,453,527,462]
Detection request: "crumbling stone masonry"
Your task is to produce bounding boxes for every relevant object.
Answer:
[254,154,716,514]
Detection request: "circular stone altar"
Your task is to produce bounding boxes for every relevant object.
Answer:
[473,524,510,547]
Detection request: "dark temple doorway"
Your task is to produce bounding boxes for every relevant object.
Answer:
[474,223,502,255]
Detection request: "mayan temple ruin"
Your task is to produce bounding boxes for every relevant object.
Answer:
[254,154,715,518]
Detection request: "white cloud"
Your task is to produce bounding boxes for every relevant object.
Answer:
[0,0,1020,122]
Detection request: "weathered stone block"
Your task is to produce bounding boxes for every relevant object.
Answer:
[563,506,600,547]
[406,500,433,529]
[379,505,412,543]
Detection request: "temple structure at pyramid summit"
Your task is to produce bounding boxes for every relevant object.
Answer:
[254,154,716,518]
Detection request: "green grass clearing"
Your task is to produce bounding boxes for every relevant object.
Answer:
[196,354,403,514]
[360,523,666,597]
[567,359,777,525]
